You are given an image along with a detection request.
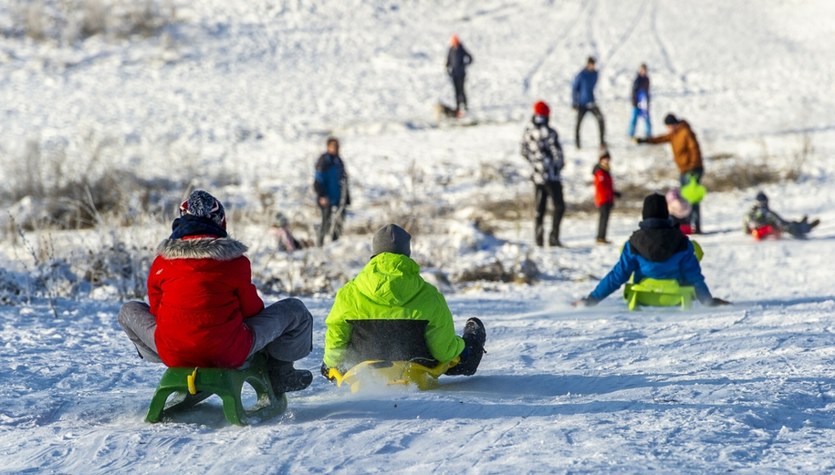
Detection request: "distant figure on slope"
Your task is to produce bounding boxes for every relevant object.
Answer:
[665,187,694,234]
[117,190,314,395]
[321,224,486,379]
[520,100,566,247]
[628,63,651,139]
[574,193,730,307]
[592,149,621,244]
[572,56,606,149]
[636,113,704,233]
[743,191,820,240]
[446,34,473,115]
[314,137,350,247]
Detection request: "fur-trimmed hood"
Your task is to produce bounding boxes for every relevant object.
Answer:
[157,237,248,260]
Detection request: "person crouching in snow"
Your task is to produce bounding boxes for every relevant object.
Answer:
[593,149,620,244]
[118,189,314,395]
[574,193,730,307]
[665,187,693,234]
[321,224,486,379]
[744,191,820,240]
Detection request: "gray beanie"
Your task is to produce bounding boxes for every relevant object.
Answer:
[372,224,411,257]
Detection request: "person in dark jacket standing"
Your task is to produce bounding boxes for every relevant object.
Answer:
[592,150,619,244]
[572,56,606,149]
[574,193,730,308]
[628,63,651,139]
[520,100,565,247]
[636,114,704,233]
[314,137,350,246]
[446,34,473,114]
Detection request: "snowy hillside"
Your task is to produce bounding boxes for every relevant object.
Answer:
[2,0,835,473]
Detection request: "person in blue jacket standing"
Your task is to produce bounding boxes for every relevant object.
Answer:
[314,137,350,247]
[572,56,606,149]
[574,193,730,307]
[628,63,651,139]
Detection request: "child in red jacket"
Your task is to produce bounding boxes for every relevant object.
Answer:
[118,190,313,394]
[593,150,618,243]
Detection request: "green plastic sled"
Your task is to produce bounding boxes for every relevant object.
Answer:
[145,352,287,426]
[624,278,696,311]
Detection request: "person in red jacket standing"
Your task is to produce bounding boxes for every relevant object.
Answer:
[592,150,619,244]
[118,190,314,395]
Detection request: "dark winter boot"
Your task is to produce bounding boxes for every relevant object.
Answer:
[268,359,313,394]
[446,317,487,376]
[549,232,562,247]
[535,223,544,247]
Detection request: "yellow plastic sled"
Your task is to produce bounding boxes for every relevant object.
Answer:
[623,278,696,311]
[328,357,460,393]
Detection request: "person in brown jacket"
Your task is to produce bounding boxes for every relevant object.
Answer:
[636,113,704,233]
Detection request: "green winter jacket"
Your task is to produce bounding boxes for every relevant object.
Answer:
[323,253,465,369]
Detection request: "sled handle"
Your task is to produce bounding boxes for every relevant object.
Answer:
[187,367,199,395]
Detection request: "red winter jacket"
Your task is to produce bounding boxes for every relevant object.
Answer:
[593,164,614,207]
[148,236,264,368]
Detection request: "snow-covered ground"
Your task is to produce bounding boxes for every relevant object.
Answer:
[2,0,835,472]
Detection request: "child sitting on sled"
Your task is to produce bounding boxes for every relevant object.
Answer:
[321,224,486,380]
[118,189,314,395]
[743,191,820,240]
[574,193,730,307]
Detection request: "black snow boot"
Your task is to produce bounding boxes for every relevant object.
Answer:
[268,359,313,394]
[446,317,487,376]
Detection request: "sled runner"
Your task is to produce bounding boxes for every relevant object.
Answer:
[328,357,460,393]
[623,278,696,311]
[145,353,287,425]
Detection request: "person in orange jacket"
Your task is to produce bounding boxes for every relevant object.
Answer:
[592,150,620,244]
[636,113,704,233]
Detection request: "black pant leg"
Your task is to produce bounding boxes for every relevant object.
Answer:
[575,107,588,147]
[545,181,565,244]
[597,203,612,240]
[534,184,548,245]
[452,75,466,111]
[317,205,332,247]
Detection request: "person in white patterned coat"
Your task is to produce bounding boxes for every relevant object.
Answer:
[520,100,566,247]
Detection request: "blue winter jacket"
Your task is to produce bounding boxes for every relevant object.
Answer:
[589,221,713,304]
[314,153,346,206]
[572,68,598,107]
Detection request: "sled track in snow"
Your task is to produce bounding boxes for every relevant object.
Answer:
[521,1,589,95]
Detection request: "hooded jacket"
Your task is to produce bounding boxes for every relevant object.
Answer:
[646,121,703,174]
[323,253,465,369]
[148,236,263,368]
[589,220,713,304]
[593,163,614,207]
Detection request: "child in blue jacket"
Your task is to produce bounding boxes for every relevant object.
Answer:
[575,193,730,307]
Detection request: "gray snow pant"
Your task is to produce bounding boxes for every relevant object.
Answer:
[118,298,314,366]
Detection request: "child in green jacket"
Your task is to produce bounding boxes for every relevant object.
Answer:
[322,224,486,378]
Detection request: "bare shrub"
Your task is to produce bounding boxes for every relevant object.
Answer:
[7,0,175,43]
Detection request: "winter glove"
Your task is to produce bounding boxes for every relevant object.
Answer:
[614,191,623,199]
[573,296,599,307]
[571,104,578,111]
[708,297,732,307]
[320,362,334,381]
